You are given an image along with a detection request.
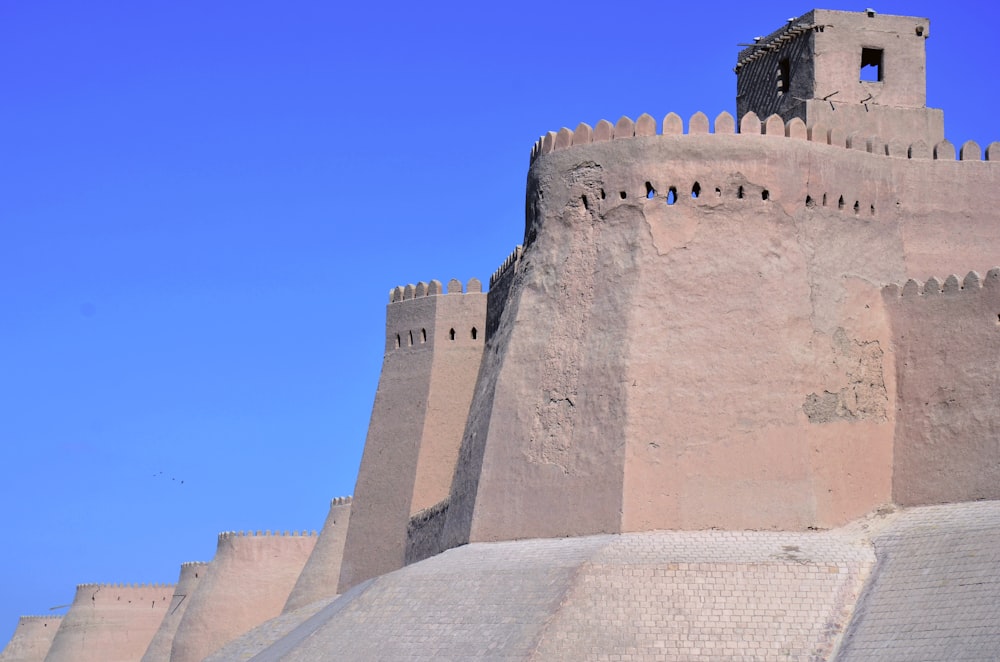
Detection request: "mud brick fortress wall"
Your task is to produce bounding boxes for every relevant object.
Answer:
[5,9,1000,661]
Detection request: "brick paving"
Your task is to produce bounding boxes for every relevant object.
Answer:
[234,502,1000,661]
[835,501,1000,661]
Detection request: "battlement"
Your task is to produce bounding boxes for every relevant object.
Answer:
[180,561,209,569]
[529,111,1000,164]
[884,269,1000,298]
[75,582,174,590]
[15,616,62,622]
[217,530,317,541]
[331,495,352,506]
[489,246,523,289]
[389,278,483,304]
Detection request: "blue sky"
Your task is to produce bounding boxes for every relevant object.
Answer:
[2,0,998,644]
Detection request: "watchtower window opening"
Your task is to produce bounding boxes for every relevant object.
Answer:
[420,328,427,343]
[395,334,401,349]
[449,328,456,341]
[691,182,701,199]
[860,48,883,82]
[666,187,677,205]
[778,58,790,95]
[408,331,413,346]
[645,182,656,198]
[471,327,478,340]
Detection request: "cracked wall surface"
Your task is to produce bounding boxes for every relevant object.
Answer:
[445,125,1000,542]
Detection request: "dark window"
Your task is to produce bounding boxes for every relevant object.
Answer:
[449,328,456,341]
[420,328,427,343]
[778,58,791,94]
[860,48,883,82]
[471,327,478,340]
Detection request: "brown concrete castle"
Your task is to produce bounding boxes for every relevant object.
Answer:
[5,9,1000,661]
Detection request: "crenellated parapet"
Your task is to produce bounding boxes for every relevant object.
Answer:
[883,268,1000,509]
[388,278,482,303]
[331,495,352,506]
[883,269,1000,298]
[489,246,523,289]
[217,529,317,540]
[529,111,1000,164]
[74,582,173,589]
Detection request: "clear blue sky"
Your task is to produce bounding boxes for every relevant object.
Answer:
[2,0,997,644]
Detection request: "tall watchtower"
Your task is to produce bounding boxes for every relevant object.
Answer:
[736,9,943,145]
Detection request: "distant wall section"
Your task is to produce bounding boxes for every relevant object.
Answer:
[283,497,351,613]
[338,279,486,591]
[168,532,315,662]
[0,616,61,662]
[45,584,173,662]
[885,271,1000,505]
[140,562,207,662]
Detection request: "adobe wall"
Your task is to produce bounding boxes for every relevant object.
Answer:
[445,111,1000,544]
[140,562,207,662]
[44,583,174,662]
[168,531,315,662]
[338,279,486,591]
[736,10,943,146]
[283,496,351,613]
[0,616,61,662]
[884,271,1000,506]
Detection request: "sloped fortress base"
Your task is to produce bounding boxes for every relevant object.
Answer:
[6,9,1000,661]
[185,502,1000,661]
[248,528,875,660]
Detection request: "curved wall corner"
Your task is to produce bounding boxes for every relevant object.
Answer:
[140,562,208,662]
[283,497,352,613]
[44,584,173,662]
[168,533,315,662]
[0,616,61,662]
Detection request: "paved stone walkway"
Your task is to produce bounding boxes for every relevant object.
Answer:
[211,502,1000,661]
[836,501,1000,661]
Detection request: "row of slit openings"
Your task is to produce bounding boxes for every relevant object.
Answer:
[395,327,479,348]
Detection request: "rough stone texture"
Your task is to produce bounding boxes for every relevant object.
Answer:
[885,273,1000,505]
[836,501,1000,661]
[282,498,351,613]
[0,617,60,662]
[338,282,486,591]
[246,528,874,661]
[444,103,1000,545]
[168,533,315,662]
[45,584,173,662]
[140,563,208,662]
